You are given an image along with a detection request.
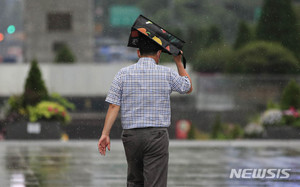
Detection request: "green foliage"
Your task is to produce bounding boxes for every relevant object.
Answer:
[186,124,210,140]
[211,114,243,139]
[8,95,24,113]
[54,44,76,63]
[282,115,297,126]
[6,95,74,124]
[27,101,71,124]
[292,119,300,127]
[187,124,196,139]
[185,27,207,61]
[50,93,75,111]
[295,5,300,32]
[280,80,300,110]
[251,81,300,128]
[227,41,300,74]
[233,21,253,50]
[230,124,244,139]
[280,107,300,127]
[4,95,26,123]
[267,100,280,109]
[211,115,222,139]
[193,44,233,73]
[23,59,48,106]
[5,61,75,124]
[205,25,223,48]
[256,0,300,59]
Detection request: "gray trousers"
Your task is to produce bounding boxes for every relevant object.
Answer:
[121,127,169,187]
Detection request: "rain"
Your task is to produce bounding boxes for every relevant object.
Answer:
[1,0,300,186]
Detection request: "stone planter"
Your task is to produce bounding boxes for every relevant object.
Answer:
[263,126,300,139]
[5,121,62,140]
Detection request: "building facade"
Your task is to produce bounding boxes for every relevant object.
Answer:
[24,0,94,63]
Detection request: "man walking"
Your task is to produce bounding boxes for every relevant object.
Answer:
[98,28,192,186]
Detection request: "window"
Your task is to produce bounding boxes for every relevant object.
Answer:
[47,12,72,31]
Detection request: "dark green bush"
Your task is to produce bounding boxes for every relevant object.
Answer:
[23,59,48,106]
[205,25,223,48]
[280,79,300,110]
[227,41,300,74]
[54,44,76,63]
[192,44,234,73]
[233,21,253,50]
[50,93,75,111]
[211,114,222,139]
[210,114,244,139]
[187,124,196,139]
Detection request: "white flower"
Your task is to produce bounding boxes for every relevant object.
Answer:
[244,123,264,135]
[260,109,282,126]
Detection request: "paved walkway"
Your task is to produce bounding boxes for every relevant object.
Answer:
[1,140,300,187]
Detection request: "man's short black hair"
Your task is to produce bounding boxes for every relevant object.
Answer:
[138,34,162,55]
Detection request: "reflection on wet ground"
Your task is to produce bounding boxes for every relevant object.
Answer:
[1,140,300,187]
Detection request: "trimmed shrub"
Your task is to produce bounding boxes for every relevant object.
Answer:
[280,80,300,110]
[23,59,48,106]
[54,44,76,63]
[193,44,233,73]
[227,41,300,74]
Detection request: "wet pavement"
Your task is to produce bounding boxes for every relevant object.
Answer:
[1,140,300,187]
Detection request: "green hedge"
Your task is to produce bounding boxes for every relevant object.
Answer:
[227,41,300,74]
[192,44,234,73]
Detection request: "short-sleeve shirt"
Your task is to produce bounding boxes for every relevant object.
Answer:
[105,57,191,129]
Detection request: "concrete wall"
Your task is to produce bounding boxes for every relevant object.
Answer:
[24,0,94,62]
[0,63,127,96]
[0,63,189,97]
[195,74,299,111]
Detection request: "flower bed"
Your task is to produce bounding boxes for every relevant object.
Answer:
[3,60,74,140]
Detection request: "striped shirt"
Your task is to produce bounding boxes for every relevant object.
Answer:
[105,57,191,129]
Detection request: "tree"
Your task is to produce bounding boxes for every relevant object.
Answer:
[54,44,76,63]
[185,27,207,61]
[23,59,48,106]
[280,80,300,110]
[295,5,300,32]
[205,25,222,48]
[233,21,252,50]
[256,0,300,59]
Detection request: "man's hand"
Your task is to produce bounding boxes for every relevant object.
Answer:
[98,104,120,156]
[173,51,183,64]
[98,134,110,156]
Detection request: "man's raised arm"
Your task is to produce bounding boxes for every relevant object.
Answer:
[173,54,193,94]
